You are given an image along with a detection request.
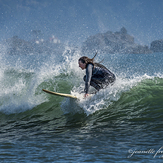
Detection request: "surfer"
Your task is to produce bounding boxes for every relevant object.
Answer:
[78,54,116,97]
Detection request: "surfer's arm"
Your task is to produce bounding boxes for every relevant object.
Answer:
[84,64,93,94]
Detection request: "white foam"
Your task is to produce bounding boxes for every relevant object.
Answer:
[66,73,160,116]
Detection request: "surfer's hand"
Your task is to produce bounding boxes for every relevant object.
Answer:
[84,93,89,98]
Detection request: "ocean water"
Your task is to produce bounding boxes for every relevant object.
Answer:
[0,43,163,163]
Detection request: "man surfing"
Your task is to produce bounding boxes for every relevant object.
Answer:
[78,54,116,98]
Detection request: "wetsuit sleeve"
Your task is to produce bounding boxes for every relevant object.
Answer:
[84,64,93,94]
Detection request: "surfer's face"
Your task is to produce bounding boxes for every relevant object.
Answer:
[78,60,86,70]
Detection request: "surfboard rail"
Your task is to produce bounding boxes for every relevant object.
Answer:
[42,89,77,99]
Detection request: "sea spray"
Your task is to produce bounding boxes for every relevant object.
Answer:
[0,40,163,116]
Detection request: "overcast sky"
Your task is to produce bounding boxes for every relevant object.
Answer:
[0,0,163,46]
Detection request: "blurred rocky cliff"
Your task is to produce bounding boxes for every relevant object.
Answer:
[150,39,163,52]
[1,27,163,55]
[81,27,152,55]
[1,35,64,55]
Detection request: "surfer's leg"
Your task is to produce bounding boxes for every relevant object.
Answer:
[106,74,116,84]
[90,80,101,91]
[83,75,116,91]
[83,75,101,91]
[102,74,116,88]
[91,75,116,90]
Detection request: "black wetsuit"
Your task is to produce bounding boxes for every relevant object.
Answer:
[84,63,116,94]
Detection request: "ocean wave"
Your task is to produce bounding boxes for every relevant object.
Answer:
[0,44,163,116]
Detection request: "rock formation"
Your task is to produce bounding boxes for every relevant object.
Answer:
[150,39,163,52]
[81,27,152,54]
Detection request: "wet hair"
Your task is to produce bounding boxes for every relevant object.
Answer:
[78,52,97,66]
[78,56,93,64]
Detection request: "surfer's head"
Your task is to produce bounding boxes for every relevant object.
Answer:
[78,56,87,70]
[78,53,97,70]
[78,56,94,70]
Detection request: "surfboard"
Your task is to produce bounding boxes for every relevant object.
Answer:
[42,89,77,99]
